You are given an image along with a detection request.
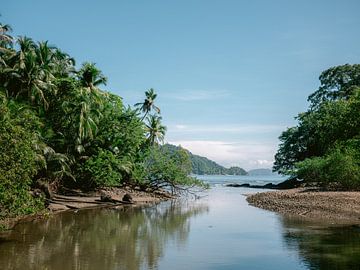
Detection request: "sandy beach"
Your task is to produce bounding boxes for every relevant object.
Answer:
[247,188,360,224]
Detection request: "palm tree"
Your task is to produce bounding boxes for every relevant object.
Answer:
[61,87,105,154]
[64,63,108,153]
[135,88,160,120]
[145,115,166,145]
[0,23,15,86]
[77,62,107,91]
[3,37,56,109]
[52,48,75,77]
[0,22,13,49]
[5,38,76,110]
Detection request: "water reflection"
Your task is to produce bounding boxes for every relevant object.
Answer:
[0,201,208,270]
[281,217,360,270]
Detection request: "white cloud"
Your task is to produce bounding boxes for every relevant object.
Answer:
[168,140,277,170]
[168,124,286,134]
[174,124,187,130]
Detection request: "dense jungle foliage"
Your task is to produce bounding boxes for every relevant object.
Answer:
[0,22,206,219]
[274,64,360,189]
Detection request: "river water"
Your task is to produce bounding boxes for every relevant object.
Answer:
[1,175,360,270]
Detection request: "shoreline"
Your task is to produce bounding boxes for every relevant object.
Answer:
[246,188,360,224]
[1,187,173,231]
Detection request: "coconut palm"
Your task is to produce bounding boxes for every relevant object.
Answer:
[135,88,160,120]
[64,63,108,153]
[0,22,13,49]
[61,88,104,154]
[77,62,107,91]
[52,48,75,77]
[3,37,56,109]
[145,115,166,145]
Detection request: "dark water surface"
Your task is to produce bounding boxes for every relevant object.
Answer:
[1,176,360,270]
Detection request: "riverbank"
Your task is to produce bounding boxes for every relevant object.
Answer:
[0,187,173,231]
[247,188,360,223]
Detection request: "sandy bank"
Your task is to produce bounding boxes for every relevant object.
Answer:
[1,187,173,230]
[47,187,173,212]
[246,188,360,224]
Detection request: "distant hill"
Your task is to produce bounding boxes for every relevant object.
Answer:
[248,168,277,176]
[163,144,247,175]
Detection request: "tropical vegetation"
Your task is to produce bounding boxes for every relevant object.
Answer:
[0,21,206,220]
[274,64,360,189]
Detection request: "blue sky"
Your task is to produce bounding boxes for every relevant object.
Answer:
[3,0,360,169]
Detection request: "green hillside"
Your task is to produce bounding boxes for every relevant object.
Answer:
[163,144,247,175]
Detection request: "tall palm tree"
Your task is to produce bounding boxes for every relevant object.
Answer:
[145,115,166,145]
[135,88,160,120]
[77,62,107,91]
[61,87,104,154]
[4,37,56,109]
[64,62,108,153]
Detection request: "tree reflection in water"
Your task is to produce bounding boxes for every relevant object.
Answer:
[0,201,208,270]
[281,217,360,270]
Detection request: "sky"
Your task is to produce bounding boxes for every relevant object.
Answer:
[3,0,360,170]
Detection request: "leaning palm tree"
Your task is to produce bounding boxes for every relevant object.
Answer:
[135,88,160,120]
[145,115,166,145]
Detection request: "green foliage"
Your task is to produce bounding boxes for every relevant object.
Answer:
[79,149,126,187]
[93,94,146,159]
[308,64,360,109]
[227,166,248,175]
[296,144,360,189]
[145,115,166,146]
[0,98,44,217]
[0,20,208,219]
[274,64,360,188]
[135,88,160,120]
[133,146,209,193]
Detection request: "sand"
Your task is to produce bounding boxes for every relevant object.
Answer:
[247,188,360,224]
[1,187,173,230]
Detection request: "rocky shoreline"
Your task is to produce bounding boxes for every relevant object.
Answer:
[246,188,360,224]
[226,177,302,189]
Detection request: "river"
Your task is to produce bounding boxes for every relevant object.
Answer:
[1,175,360,270]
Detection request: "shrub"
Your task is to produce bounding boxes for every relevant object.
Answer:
[296,144,360,189]
[0,113,44,217]
[79,149,129,187]
[133,146,209,193]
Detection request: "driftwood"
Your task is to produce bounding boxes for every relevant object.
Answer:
[48,193,134,212]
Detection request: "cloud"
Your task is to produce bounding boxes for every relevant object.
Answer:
[168,124,286,134]
[168,140,277,170]
[165,89,231,101]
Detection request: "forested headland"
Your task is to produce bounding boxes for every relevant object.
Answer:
[0,22,206,221]
[273,64,360,189]
[163,144,247,175]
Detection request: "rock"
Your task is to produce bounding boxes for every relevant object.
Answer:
[35,179,53,199]
[100,192,113,202]
[226,183,250,187]
[226,178,303,190]
[122,193,133,203]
